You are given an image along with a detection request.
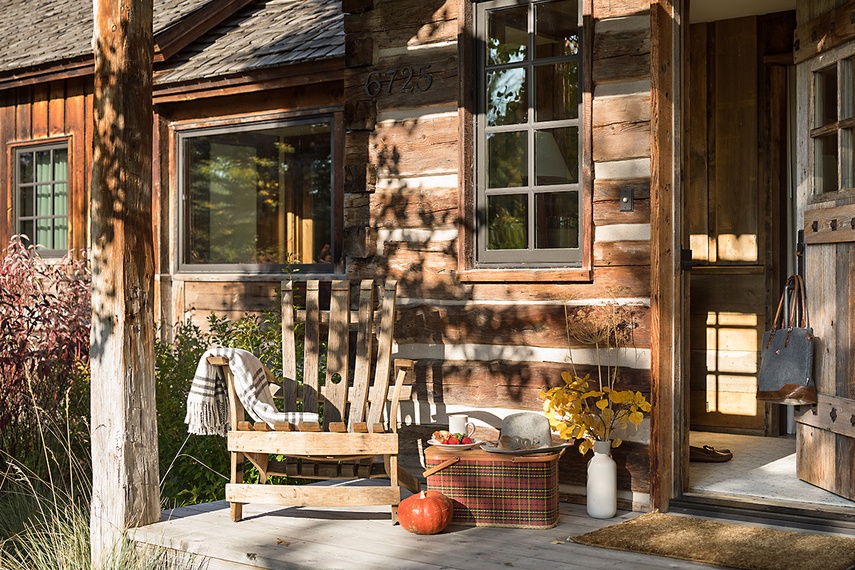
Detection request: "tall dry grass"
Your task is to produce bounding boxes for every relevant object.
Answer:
[0,389,202,570]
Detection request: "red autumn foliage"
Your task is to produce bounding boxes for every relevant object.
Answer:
[0,236,91,439]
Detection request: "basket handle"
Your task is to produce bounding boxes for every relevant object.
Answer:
[422,456,459,477]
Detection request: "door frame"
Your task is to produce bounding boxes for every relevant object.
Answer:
[649,0,685,512]
[666,1,855,521]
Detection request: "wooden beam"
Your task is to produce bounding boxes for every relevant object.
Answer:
[89,0,159,565]
[226,483,400,507]
[581,0,594,274]
[456,268,593,283]
[0,57,93,93]
[152,57,345,104]
[593,0,650,19]
[763,52,795,65]
[0,92,13,240]
[649,0,679,512]
[153,0,256,62]
[804,203,855,244]
[227,431,399,456]
[795,393,855,439]
[794,0,855,64]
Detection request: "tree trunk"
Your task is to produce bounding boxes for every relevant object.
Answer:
[89,0,159,565]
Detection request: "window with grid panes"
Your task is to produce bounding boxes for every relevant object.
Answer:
[475,0,582,265]
[812,56,855,194]
[14,143,69,254]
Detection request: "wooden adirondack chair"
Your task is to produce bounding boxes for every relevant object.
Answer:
[207,279,420,523]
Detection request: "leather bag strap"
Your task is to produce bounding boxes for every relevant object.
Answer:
[775,274,810,330]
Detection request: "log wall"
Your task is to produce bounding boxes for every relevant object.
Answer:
[343,0,653,506]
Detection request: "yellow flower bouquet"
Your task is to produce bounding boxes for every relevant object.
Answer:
[540,293,652,455]
[541,371,651,455]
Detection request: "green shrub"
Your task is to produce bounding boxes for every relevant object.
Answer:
[155,318,229,507]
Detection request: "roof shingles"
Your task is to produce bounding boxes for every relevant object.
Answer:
[154,0,343,85]
[0,0,343,86]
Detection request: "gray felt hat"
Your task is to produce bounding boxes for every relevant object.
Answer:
[499,412,554,449]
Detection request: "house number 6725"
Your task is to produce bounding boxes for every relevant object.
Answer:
[364,65,433,97]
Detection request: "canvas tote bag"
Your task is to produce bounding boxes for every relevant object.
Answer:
[757,274,817,406]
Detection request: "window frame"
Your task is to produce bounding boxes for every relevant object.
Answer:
[175,113,342,275]
[809,48,855,202]
[468,0,592,273]
[12,139,71,257]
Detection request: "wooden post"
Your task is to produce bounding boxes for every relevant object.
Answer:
[650,0,680,512]
[89,0,159,564]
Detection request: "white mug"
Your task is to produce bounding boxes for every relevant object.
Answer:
[448,414,476,438]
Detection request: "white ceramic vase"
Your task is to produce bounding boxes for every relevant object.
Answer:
[586,440,617,518]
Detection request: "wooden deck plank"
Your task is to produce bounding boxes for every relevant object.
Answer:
[135,483,732,569]
[137,506,674,570]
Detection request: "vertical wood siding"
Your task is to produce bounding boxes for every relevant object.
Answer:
[0,77,93,253]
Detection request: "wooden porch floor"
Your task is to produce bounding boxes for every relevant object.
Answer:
[131,480,816,570]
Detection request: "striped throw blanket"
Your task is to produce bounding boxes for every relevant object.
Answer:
[185,346,318,436]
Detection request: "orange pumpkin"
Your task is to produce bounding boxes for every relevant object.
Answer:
[398,490,454,534]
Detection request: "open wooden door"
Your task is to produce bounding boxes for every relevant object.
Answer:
[796,217,855,500]
[792,2,855,501]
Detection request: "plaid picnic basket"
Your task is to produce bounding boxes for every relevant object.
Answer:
[424,447,562,529]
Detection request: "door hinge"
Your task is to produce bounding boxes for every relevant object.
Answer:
[680,248,693,271]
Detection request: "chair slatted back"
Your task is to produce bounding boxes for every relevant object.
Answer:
[280,278,397,433]
[280,281,299,412]
[348,280,376,429]
[302,281,322,414]
[323,281,351,428]
[365,280,397,430]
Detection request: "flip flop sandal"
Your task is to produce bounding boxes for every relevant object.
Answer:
[690,445,733,463]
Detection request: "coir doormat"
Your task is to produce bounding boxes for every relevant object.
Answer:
[571,511,855,570]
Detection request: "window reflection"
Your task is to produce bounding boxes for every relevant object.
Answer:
[814,66,837,128]
[488,131,528,188]
[487,68,528,126]
[814,133,838,194]
[535,128,577,185]
[183,122,332,267]
[535,0,578,58]
[535,192,578,248]
[535,62,578,121]
[487,6,527,66]
[488,194,528,250]
[479,0,581,263]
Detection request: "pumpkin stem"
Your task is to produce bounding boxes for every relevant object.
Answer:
[419,490,426,499]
